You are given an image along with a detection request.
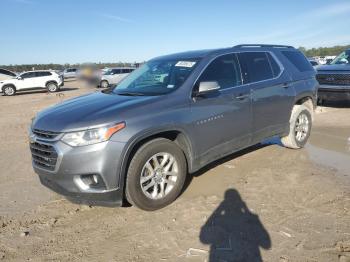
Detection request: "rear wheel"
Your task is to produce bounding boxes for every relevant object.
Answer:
[46,82,59,92]
[125,138,187,211]
[100,80,109,88]
[3,85,16,96]
[281,104,312,149]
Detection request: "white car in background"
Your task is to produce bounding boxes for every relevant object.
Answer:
[99,67,135,88]
[0,68,17,81]
[0,70,64,96]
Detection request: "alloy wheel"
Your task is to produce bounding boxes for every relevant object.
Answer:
[140,152,178,200]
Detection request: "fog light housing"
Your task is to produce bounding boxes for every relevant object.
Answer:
[75,174,106,191]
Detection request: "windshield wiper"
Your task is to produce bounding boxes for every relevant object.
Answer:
[115,91,147,96]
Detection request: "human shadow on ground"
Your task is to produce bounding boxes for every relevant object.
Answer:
[200,189,271,262]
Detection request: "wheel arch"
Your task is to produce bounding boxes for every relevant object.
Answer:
[294,95,315,120]
[2,83,16,91]
[45,80,58,87]
[118,128,194,199]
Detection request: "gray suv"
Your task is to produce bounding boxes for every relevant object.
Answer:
[30,44,318,210]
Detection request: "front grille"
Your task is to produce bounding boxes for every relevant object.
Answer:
[30,142,58,171]
[316,73,350,86]
[33,129,60,139]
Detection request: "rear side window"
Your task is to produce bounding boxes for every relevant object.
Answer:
[282,51,313,72]
[122,69,132,73]
[238,52,274,83]
[197,54,242,90]
[36,72,51,77]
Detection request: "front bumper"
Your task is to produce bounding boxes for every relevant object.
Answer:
[318,85,350,101]
[31,134,127,206]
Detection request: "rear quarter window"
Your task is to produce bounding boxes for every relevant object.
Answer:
[282,51,313,72]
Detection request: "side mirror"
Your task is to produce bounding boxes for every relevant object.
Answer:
[16,76,22,80]
[197,81,220,95]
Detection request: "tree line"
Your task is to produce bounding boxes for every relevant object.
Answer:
[298,44,350,57]
[1,44,349,72]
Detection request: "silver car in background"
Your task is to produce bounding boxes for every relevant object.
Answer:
[98,67,135,88]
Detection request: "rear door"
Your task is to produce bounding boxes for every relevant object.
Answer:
[35,72,52,87]
[110,69,122,84]
[120,69,132,81]
[238,51,295,143]
[190,53,252,165]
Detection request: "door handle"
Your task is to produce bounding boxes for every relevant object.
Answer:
[235,93,250,100]
[282,83,290,89]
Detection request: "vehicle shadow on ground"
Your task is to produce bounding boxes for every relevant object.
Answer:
[200,189,271,261]
[9,87,79,96]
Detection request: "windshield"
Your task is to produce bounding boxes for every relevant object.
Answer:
[331,50,350,65]
[112,59,199,96]
[104,69,116,75]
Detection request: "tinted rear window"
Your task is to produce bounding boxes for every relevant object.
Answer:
[36,72,51,77]
[238,52,274,83]
[282,51,313,72]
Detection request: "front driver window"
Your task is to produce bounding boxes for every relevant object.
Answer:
[20,72,35,79]
[197,54,242,90]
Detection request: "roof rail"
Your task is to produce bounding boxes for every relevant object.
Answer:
[234,44,294,49]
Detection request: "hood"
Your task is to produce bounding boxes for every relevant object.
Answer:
[0,77,17,85]
[316,64,350,72]
[33,91,159,132]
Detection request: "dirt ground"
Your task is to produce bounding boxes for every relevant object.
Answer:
[0,81,349,261]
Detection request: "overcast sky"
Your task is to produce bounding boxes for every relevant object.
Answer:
[0,0,349,64]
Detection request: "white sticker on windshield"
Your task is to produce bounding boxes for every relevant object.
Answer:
[175,61,196,67]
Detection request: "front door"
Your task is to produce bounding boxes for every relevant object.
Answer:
[190,53,252,166]
[17,72,37,89]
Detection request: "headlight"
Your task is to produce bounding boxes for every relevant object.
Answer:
[61,122,125,147]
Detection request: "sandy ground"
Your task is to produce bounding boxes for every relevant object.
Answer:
[0,81,349,261]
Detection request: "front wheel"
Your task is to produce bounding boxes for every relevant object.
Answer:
[281,104,312,149]
[100,80,109,88]
[125,138,187,211]
[3,85,16,96]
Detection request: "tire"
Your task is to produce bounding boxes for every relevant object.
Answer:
[100,80,109,88]
[281,104,312,149]
[3,85,16,96]
[46,82,59,92]
[125,138,187,211]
